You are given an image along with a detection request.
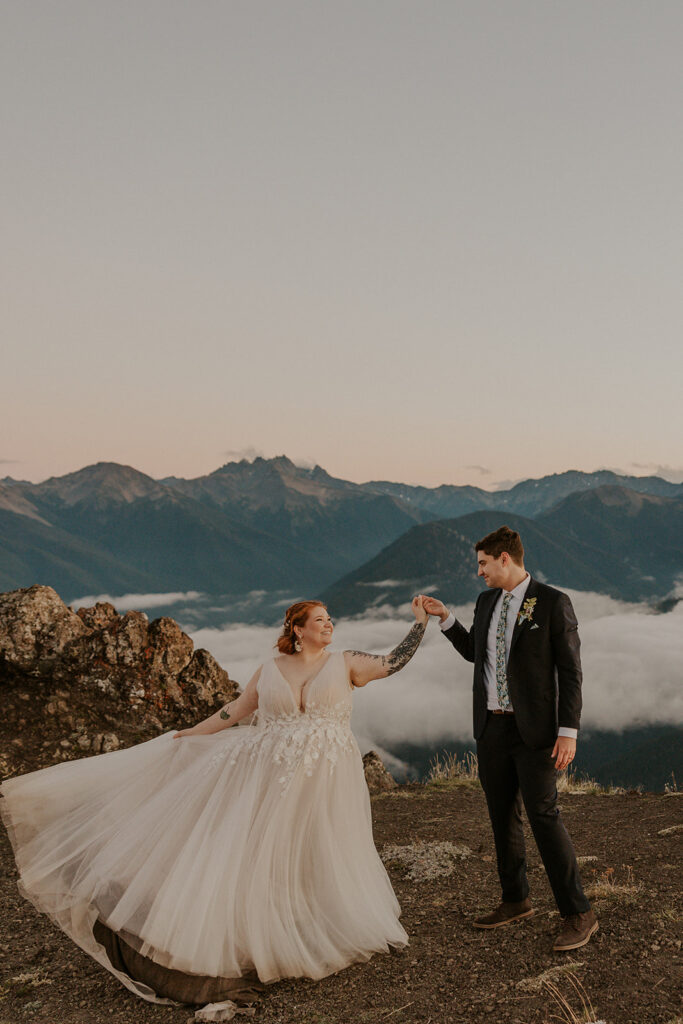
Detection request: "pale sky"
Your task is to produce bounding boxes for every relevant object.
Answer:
[2,1,682,487]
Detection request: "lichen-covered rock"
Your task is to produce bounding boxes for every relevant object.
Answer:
[178,648,233,705]
[363,750,397,793]
[100,733,120,753]
[0,585,241,773]
[76,601,119,630]
[144,617,194,703]
[59,609,150,695]
[0,585,87,677]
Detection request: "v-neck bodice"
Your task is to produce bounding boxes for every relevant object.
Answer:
[273,653,334,712]
[257,651,353,722]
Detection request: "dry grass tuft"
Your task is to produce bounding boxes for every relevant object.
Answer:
[576,855,598,866]
[371,788,428,801]
[584,864,642,903]
[557,768,625,796]
[426,750,479,789]
[0,752,14,781]
[381,839,472,881]
[663,772,679,794]
[516,960,585,993]
[0,970,54,999]
[657,823,683,836]
[654,905,683,926]
[542,971,604,1023]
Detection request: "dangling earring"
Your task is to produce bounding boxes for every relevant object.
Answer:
[294,635,303,653]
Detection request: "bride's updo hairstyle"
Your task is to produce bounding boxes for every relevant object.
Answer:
[276,600,326,655]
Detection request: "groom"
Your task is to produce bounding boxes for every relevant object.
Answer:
[422,526,598,952]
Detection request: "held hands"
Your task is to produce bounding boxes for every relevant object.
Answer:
[411,595,428,624]
[420,596,450,623]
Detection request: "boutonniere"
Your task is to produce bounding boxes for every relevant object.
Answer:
[517,596,537,625]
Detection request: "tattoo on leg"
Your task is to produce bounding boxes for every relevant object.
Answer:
[219,707,231,721]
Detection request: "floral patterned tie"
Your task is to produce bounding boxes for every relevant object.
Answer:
[495,593,513,709]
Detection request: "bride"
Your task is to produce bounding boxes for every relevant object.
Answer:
[0,597,429,1020]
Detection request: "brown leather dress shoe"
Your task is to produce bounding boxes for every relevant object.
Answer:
[473,898,534,929]
[553,909,599,951]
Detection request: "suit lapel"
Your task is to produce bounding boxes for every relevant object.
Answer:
[509,576,539,654]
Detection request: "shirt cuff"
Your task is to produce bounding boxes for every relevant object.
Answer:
[557,727,578,739]
[440,612,456,631]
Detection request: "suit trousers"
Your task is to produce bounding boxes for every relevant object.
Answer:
[476,712,591,917]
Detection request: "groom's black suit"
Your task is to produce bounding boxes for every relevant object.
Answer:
[446,577,583,747]
[443,577,591,918]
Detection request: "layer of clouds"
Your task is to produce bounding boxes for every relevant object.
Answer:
[72,591,203,612]
[189,590,683,754]
[490,478,525,491]
[222,448,264,462]
[628,462,683,484]
[598,462,683,484]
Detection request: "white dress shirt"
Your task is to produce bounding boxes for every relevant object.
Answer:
[440,575,578,740]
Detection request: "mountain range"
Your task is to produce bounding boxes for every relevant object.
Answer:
[322,486,683,614]
[1,458,682,612]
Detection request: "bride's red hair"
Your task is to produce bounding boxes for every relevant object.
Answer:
[276,601,327,655]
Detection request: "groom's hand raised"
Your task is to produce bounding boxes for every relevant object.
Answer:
[420,596,450,623]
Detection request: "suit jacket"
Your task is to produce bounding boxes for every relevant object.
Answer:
[442,577,583,749]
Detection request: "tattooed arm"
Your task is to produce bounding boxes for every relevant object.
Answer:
[173,667,261,738]
[344,596,429,687]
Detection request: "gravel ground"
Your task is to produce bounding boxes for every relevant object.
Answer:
[1,782,681,1024]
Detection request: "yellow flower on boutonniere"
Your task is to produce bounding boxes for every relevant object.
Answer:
[517,596,537,625]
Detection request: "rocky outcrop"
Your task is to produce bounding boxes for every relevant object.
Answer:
[363,750,397,793]
[1,587,400,791]
[0,585,239,773]
[0,585,88,673]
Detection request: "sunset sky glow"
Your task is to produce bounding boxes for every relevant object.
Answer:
[3,1,682,487]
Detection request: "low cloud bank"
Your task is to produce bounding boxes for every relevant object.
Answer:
[189,590,683,753]
[72,591,202,612]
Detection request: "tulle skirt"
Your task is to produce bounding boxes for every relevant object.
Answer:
[0,724,407,1006]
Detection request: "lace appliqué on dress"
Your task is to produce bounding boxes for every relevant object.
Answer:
[201,701,354,794]
[268,701,354,793]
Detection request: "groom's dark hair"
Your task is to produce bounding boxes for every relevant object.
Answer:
[475,526,524,565]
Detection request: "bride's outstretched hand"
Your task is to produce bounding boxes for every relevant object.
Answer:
[411,595,428,624]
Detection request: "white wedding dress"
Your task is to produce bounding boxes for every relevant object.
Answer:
[0,651,407,1015]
